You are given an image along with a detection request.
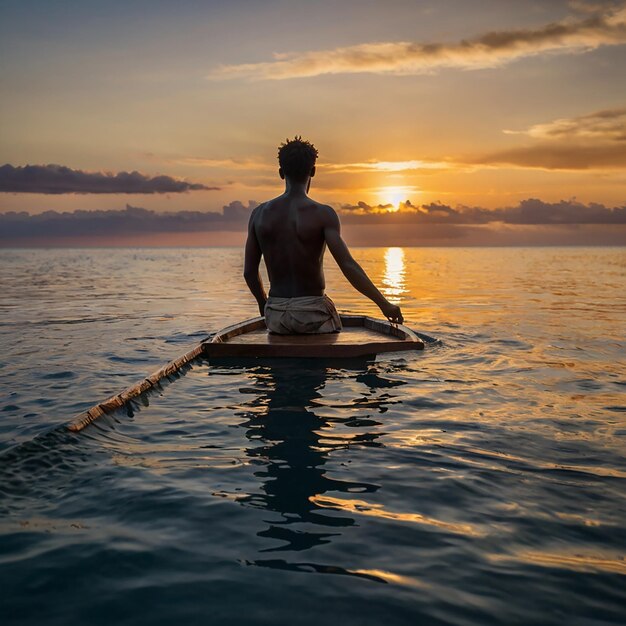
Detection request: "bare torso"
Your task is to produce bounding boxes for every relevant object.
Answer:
[244,184,404,324]
[252,193,329,297]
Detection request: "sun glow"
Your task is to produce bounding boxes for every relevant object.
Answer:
[376,186,418,210]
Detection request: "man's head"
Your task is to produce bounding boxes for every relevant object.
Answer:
[278,136,318,183]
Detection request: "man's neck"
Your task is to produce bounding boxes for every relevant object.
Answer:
[283,178,310,196]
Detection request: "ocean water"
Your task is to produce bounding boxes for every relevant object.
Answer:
[0,247,625,626]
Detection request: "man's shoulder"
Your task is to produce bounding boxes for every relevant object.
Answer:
[308,200,337,218]
[249,201,267,221]
[314,202,339,225]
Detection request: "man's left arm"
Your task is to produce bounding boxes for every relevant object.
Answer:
[243,208,267,316]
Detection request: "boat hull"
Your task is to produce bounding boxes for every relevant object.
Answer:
[203,314,424,358]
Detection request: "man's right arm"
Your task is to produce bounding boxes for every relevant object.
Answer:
[322,206,404,324]
[243,207,267,316]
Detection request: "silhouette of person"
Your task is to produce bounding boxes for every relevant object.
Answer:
[244,137,403,334]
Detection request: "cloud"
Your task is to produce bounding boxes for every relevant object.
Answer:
[0,164,217,194]
[465,106,626,170]
[320,160,452,173]
[313,144,626,174]
[476,142,626,170]
[503,107,626,141]
[209,4,626,80]
[1,198,624,245]
[503,197,626,223]
[339,200,395,214]
[338,198,626,224]
[0,202,257,238]
[222,199,259,219]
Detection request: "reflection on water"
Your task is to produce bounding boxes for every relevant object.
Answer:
[223,363,389,564]
[382,247,407,301]
[222,362,415,583]
[209,361,482,584]
[240,365,373,534]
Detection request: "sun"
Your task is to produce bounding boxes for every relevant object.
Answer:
[376,186,418,211]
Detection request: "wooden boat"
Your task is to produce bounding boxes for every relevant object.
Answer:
[67,314,423,432]
[204,314,424,358]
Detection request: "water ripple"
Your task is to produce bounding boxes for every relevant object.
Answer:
[1,247,625,626]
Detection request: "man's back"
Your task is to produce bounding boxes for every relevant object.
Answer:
[252,194,330,298]
[243,136,402,326]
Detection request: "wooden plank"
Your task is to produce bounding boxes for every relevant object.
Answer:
[222,327,404,346]
[211,317,266,343]
[66,340,209,433]
[340,314,366,327]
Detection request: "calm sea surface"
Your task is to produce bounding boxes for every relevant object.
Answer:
[0,247,625,625]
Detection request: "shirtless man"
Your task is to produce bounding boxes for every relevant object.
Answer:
[244,136,404,334]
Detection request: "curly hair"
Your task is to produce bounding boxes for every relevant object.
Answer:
[277,136,318,182]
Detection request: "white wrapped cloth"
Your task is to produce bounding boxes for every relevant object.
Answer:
[264,294,342,335]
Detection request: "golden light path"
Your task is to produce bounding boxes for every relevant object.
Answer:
[382,247,407,302]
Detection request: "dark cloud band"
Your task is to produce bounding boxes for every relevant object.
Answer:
[339,198,626,224]
[1,198,624,241]
[0,164,217,194]
[0,202,257,238]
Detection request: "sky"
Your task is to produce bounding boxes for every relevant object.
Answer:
[1,0,625,245]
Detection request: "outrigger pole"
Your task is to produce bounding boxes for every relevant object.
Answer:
[66,338,210,433]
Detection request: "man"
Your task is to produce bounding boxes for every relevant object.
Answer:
[244,136,404,334]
